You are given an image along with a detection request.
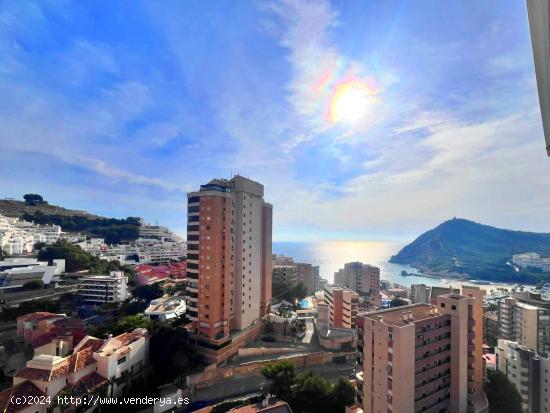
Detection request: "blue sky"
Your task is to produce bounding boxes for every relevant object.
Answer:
[1,0,549,241]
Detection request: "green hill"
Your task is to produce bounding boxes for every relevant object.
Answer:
[390,218,550,283]
[0,196,140,244]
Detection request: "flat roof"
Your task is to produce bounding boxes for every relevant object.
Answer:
[363,303,444,327]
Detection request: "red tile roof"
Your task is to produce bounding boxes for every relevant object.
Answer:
[16,312,62,323]
[0,381,48,413]
[69,347,95,372]
[76,337,104,352]
[67,372,108,396]
[114,330,146,347]
[15,360,70,382]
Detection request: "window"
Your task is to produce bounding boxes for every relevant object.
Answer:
[451,305,456,310]
[440,303,445,308]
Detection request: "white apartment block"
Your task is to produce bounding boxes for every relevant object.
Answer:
[0,258,65,294]
[496,339,550,413]
[78,271,128,305]
[0,213,62,255]
[92,240,186,265]
[513,252,550,273]
[139,219,183,242]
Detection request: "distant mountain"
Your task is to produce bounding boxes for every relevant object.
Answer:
[390,218,550,283]
[0,197,140,244]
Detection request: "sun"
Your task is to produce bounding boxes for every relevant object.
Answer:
[329,81,375,124]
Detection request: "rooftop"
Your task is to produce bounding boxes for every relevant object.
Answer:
[363,303,444,327]
[229,398,293,413]
[0,381,47,413]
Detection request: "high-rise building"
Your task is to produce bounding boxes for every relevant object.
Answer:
[272,265,298,289]
[526,0,550,155]
[499,296,550,356]
[410,284,431,304]
[296,262,315,295]
[496,339,550,413]
[483,311,499,347]
[356,287,487,413]
[334,262,381,307]
[324,285,359,329]
[185,176,272,353]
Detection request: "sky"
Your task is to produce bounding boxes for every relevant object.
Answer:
[1,0,549,242]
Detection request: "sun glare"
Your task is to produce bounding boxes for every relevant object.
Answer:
[329,81,374,124]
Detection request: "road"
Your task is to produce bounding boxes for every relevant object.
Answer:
[302,319,314,344]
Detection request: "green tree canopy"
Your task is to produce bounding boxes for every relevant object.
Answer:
[38,240,129,274]
[23,194,44,205]
[292,371,331,413]
[132,284,163,302]
[329,378,356,412]
[485,370,522,413]
[87,315,152,338]
[261,360,296,403]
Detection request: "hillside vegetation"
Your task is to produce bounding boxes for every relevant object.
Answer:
[0,196,140,244]
[390,218,550,283]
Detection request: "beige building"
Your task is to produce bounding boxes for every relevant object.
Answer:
[334,262,381,307]
[499,296,550,356]
[272,265,297,289]
[185,176,272,362]
[324,285,359,329]
[496,339,550,413]
[356,287,487,413]
[410,284,431,304]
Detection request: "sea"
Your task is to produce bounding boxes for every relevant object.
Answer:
[272,240,526,292]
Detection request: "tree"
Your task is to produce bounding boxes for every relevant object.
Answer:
[292,371,331,413]
[329,378,356,412]
[148,325,204,385]
[485,370,522,413]
[23,194,44,205]
[390,297,407,307]
[87,315,152,338]
[118,299,147,316]
[261,360,296,403]
[261,360,356,413]
[132,284,163,302]
[33,242,47,251]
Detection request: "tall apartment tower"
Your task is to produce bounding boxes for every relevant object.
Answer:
[499,296,550,356]
[356,287,487,413]
[496,339,550,413]
[186,176,272,344]
[334,262,381,307]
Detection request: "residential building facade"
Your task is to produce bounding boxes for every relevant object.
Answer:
[410,284,431,304]
[78,271,128,305]
[356,287,488,413]
[185,176,272,361]
[496,339,550,413]
[334,262,381,307]
[324,285,359,329]
[499,296,550,356]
